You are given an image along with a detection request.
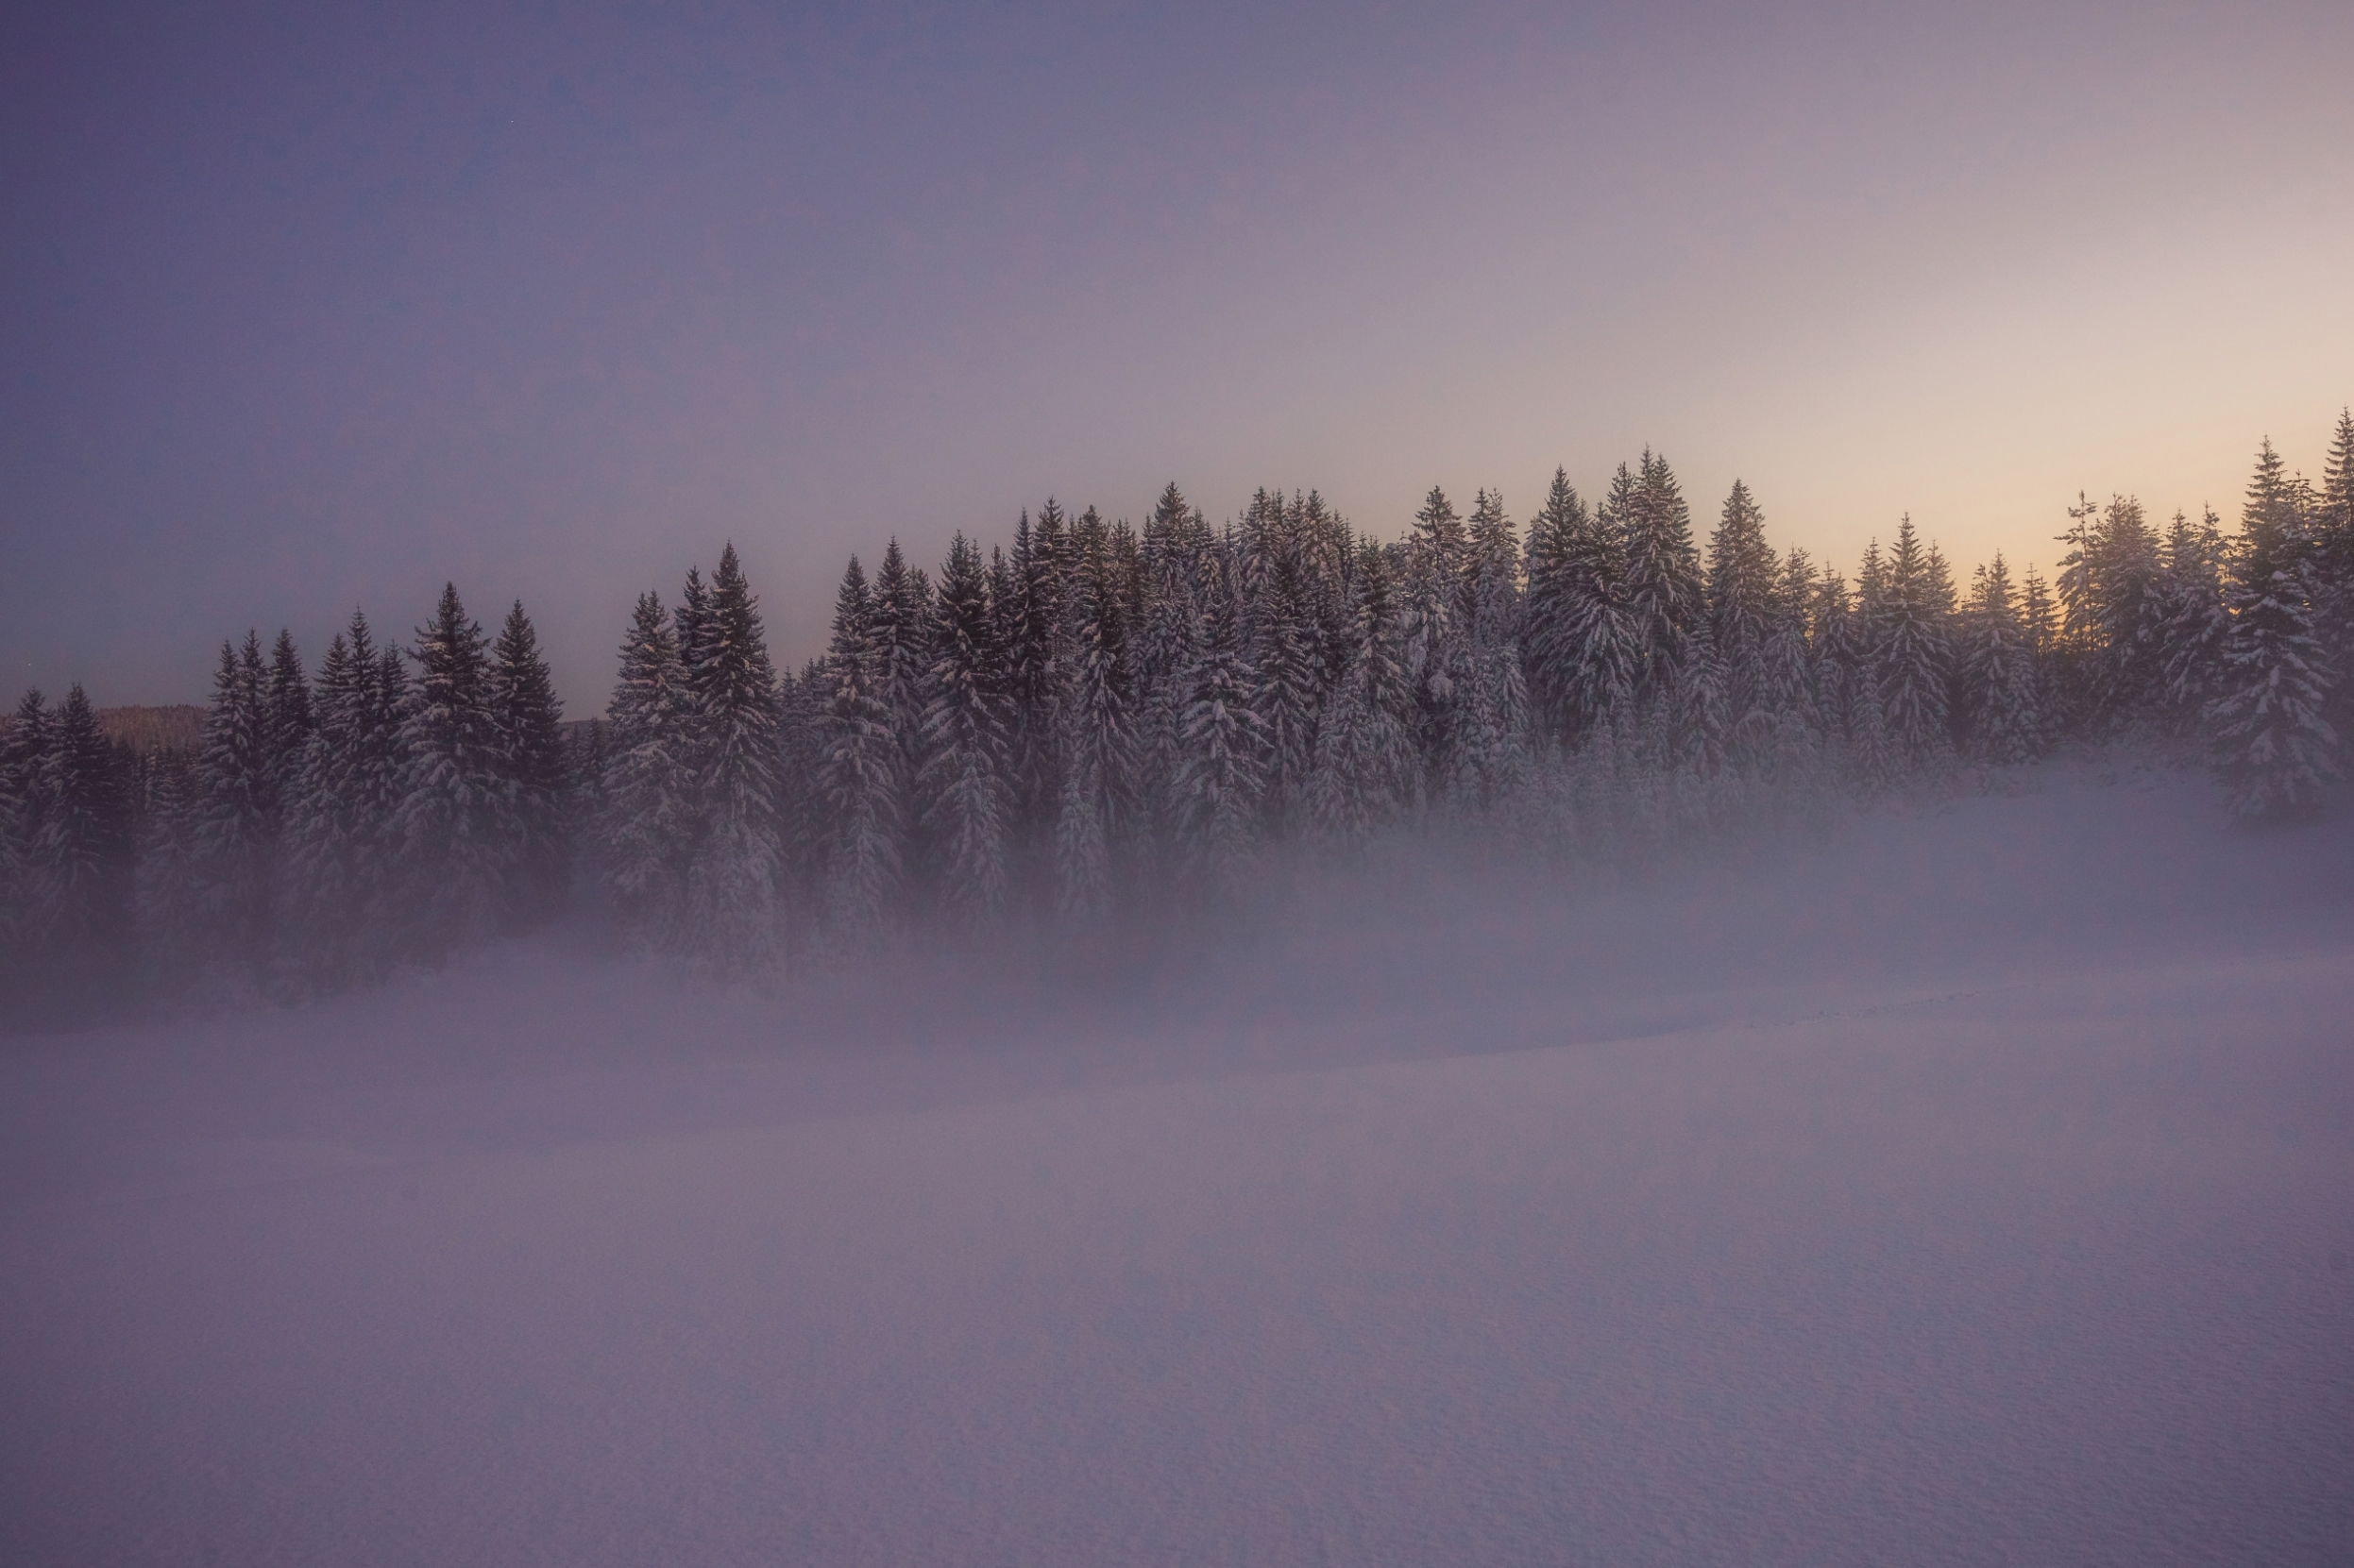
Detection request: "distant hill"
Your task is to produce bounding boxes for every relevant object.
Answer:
[0,704,207,753]
[100,705,207,752]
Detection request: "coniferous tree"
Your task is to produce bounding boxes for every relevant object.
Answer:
[1450,487,1529,809]
[2317,408,2354,728]
[818,558,901,946]
[1134,486,1211,851]
[601,593,692,949]
[1876,517,1952,768]
[1622,450,1704,717]
[485,600,567,924]
[870,538,934,799]
[0,690,55,945]
[2148,508,2232,731]
[1811,570,1861,748]
[133,741,200,983]
[1758,548,1820,739]
[1246,493,1327,832]
[1533,465,1643,747]
[1401,486,1466,790]
[1055,525,1136,919]
[396,585,505,957]
[35,684,129,953]
[1172,553,1265,883]
[2207,439,2340,817]
[919,533,1013,924]
[1706,479,1776,742]
[282,613,412,986]
[679,544,783,973]
[191,633,275,964]
[1958,554,2038,763]
[1308,537,1416,844]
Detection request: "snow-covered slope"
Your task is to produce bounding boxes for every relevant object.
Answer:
[4,759,2350,1565]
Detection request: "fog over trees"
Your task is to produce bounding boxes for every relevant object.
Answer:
[5,421,2349,1019]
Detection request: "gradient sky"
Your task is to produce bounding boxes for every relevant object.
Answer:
[6,0,2351,708]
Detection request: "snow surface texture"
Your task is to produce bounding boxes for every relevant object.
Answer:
[4,757,2350,1566]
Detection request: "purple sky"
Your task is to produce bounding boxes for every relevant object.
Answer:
[6,0,2350,708]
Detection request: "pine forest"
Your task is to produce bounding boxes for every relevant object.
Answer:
[6,421,2350,1018]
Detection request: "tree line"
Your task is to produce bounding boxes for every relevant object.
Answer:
[4,418,2347,1014]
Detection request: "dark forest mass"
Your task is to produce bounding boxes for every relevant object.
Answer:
[5,420,2348,1020]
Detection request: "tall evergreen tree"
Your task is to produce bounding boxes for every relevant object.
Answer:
[1172,553,1265,883]
[191,633,275,962]
[34,685,129,952]
[1449,487,1529,808]
[396,584,505,956]
[1308,538,1416,842]
[919,533,1013,924]
[488,599,568,923]
[1758,548,1820,738]
[1957,554,2038,763]
[1055,525,1136,919]
[1621,450,1704,713]
[680,544,783,972]
[818,557,901,945]
[282,614,408,986]
[0,690,55,944]
[1706,479,1776,736]
[601,592,692,950]
[1875,517,1952,767]
[2207,439,2340,817]
[870,538,934,795]
[2149,508,2232,730]
[1401,486,1466,788]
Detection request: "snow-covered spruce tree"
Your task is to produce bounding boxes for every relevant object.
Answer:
[1245,491,1328,833]
[870,538,934,801]
[1523,466,1638,749]
[1957,554,2038,764]
[2020,564,2060,739]
[771,661,824,917]
[1448,487,1530,812]
[1133,486,1211,854]
[1054,522,1136,920]
[918,533,1013,926]
[1874,516,1952,770]
[132,740,201,986]
[1622,450,1704,721]
[0,689,55,945]
[677,544,783,974]
[2056,491,2164,723]
[34,684,129,954]
[1759,548,1820,735]
[191,633,276,966]
[1171,552,1266,886]
[2206,438,2340,818]
[817,557,902,948]
[1676,615,1729,783]
[1401,485,1466,792]
[2147,508,2232,733]
[2318,407,2354,732]
[282,616,389,986]
[1006,501,1072,871]
[264,630,311,835]
[1706,479,1777,750]
[1307,537,1416,846]
[601,592,693,951]
[487,600,568,926]
[395,584,508,959]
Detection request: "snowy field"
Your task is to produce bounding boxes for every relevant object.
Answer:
[4,756,2351,1566]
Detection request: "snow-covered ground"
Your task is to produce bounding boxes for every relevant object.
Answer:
[5,756,2351,1566]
